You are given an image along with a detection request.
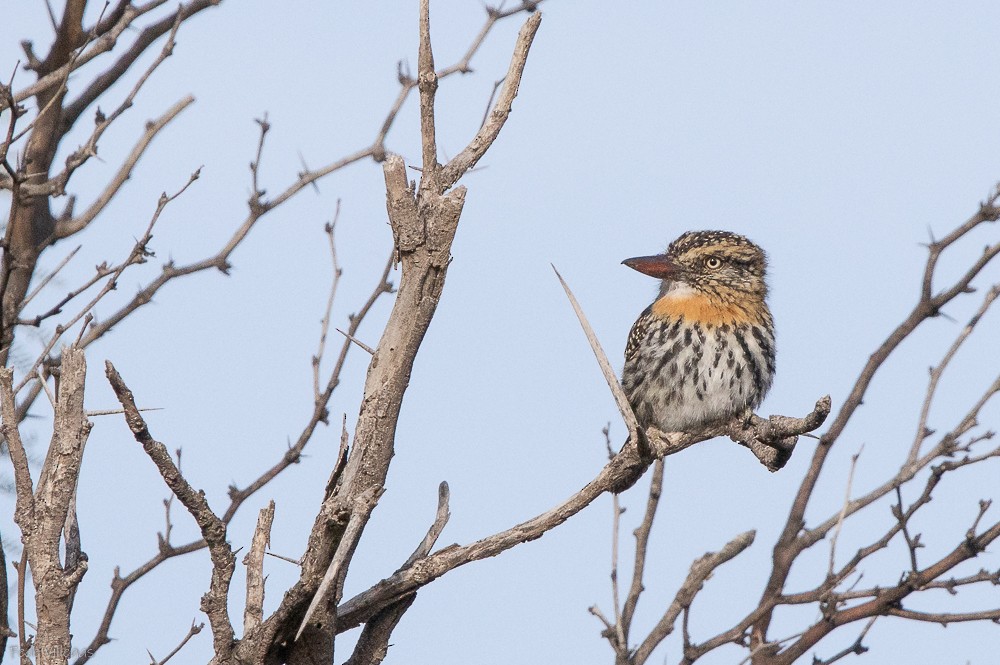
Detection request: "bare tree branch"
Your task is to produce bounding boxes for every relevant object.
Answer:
[341,595,418,665]
[147,620,204,665]
[74,245,394,665]
[632,531,756,665]
[884,607,1000,624]
[909,284,1000,464]
[439,11,542,190]
[335,395,827,631]
[5,1,216,111]
[768,512,1000,664]
[622,459,664,634]
[827,448,862,578]
[53,95,194,238]
[313,204,343,401]
[752,192,1000,654]
[24,14,184,201]
[417,0,440,187]
[810,617,875,665]
[106,361,236,661]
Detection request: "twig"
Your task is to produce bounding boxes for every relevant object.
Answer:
[479,77,506,129]
[15,169,202,398]
[36,370,57,410]
[19,245,81,312]
[313,203,343,401]
[828,447,863,578]
[15,553,28,665]
[147,620,203,665]
[735,630,806,665]
[811,617,875,665]
[417,0,440,187]
[17,260,114,327]
[552,265,640,439]
[893,486,922,571]
[609,483,626,651]
[54,96,195,238]
[341,594,418,665]
[0,370,36,532]
[265,551,302,566]
[440,11,542,189]
[86,407,162,416]
[162,448,180,549]
[921,569,1000,594]
[589,604,614,633]
[0,369,34,665]
[967,499,992,540]
[622,459,665,630]
[0,528,9,657]
[885,607,1000,624]
[909,284,1000,464]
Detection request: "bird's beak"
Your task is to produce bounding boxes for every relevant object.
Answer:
[622,254,678,279]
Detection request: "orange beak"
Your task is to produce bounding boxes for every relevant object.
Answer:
[622,255,678,279]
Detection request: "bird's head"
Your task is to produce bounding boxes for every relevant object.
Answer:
[623,230,768,302]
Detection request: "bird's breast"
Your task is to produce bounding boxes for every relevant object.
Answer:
[651,292,765,327]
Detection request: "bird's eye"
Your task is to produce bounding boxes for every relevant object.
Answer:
[705,257,722,269]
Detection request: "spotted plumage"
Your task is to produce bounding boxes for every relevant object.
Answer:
[622,230,775,433]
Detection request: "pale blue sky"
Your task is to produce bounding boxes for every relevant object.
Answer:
[3,2,1000,663]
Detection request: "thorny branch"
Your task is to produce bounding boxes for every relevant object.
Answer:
[73,249,395,665]
[24,13,184,200]
[106,361,237,661]
[14,169,202,400]
[334,397,827,633]
[313,202,343,402]
[10,11,458,646]
[237,7,546,662]
[3,0,542,424]
[2,2,550,664]
[147,620,204,665]
[810,617,875,665]
[747,188,1000,661]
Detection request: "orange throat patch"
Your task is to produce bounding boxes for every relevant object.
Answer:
[651,292,763,327]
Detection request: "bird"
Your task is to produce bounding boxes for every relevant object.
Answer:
[621,230,775,434]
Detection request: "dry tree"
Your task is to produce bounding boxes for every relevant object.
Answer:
[6,3,989,665]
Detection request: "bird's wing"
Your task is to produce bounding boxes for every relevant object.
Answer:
[625,304,654,363]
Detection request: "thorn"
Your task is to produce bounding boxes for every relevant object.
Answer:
[336,328,375,355]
